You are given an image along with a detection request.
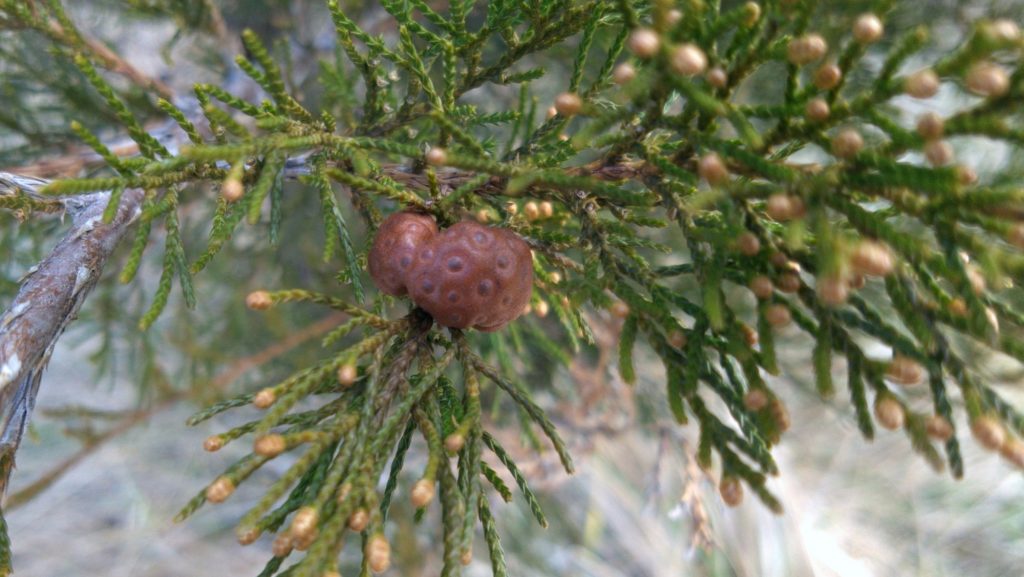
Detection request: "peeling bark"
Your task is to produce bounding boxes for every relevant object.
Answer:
[0,178,144,493]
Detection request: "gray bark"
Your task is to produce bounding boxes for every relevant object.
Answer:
[0,178,144,492]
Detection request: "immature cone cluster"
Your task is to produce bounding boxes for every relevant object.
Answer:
[971,415,1005,451]
[367,535,392,573]
[886,355,924,385]
[206,476,235,503]
[698,152,728,185]
[741,323,759,347]
[805,98,830,122]
[347,508,370,532]
[926,415,954,441]
[831,128,864,159]
[444,432,466,452]
[770,252,791,268]
[852,13,884,44]
[554,92,582,116]
[957,164,977,186]
[986,19,1022,42]
[816,275,848,307]
[294,530,316,552]
[765,193,804,221]
[743,388,769,411]
[524,201,541,220]
[368,212,534,331]
[668,330,687,348]
[1000,439,1024,469]
[222,178,244,203]
[246,290,273,311]
[255,433,287,457]
[664,8,682,27]
[410,479,436,508]
[719,476,743,507]
[916,112,944,140]
[613,63,636,84]
[942,297,966,319]
[425,147,448,166]
[787,34,827,65]
[874,396,905,430]
[765,304,792,327]
[814,64,842,90]
[337,363,358,387]
[965,62,1010,97]
[905,69,939,98]
[769,398,791,433]
[850,240,894,276]
[236,527,261,546]
[924,140,953,167]
[272,532,294,557]
[736,232,760,256]
[253,387,276,408]
[628,28,660,58]
[290,506,319,541]
[671,44,707,76]
[706,67,728,89]
[749,275,774,300]
[777,272,801,294]
[610,300,630,319]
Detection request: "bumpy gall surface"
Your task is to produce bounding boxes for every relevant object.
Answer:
[407,221,533,331]
[367,211,439,296]
[367,213,534,331]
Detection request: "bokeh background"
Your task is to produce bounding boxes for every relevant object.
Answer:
[2,1,1024,576]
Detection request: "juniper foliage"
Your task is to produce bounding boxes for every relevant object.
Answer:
[3,0,1024,576]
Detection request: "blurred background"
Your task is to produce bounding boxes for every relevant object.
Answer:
[2,1,1024,576]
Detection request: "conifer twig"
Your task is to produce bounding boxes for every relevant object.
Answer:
[2,311,346,509]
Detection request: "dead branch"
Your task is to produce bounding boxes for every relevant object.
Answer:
[0,178,144,493]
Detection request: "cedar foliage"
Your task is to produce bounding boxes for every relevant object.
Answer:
[3,0,1024,576]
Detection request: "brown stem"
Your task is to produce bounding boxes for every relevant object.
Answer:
[44,20,173,100]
